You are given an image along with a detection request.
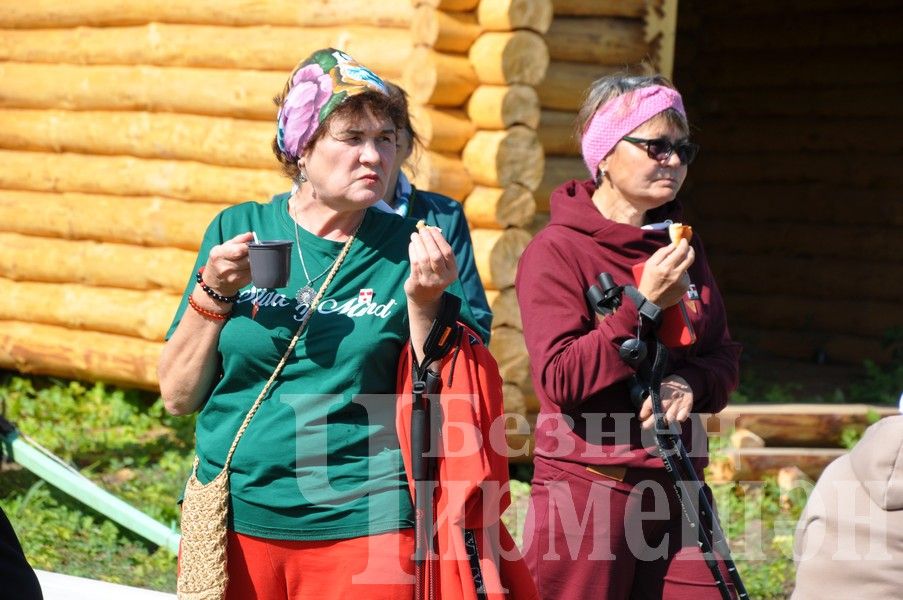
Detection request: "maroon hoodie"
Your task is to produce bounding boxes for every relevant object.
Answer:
[515,180,741,470]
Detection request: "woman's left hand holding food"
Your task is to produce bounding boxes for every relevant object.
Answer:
[406,224,459,363]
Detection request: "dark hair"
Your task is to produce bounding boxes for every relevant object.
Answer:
[383,82,422,151]
[270,89,407,184]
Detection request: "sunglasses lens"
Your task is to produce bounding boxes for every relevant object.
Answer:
[647,140,673,161]
[676,142,699,165]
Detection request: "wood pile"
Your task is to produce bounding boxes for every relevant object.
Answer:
[706,403,899,482]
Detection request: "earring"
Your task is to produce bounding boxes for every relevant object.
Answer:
[297,163,308,184]
[596,167,606,186]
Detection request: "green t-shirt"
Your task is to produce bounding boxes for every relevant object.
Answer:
[166,195,477,540]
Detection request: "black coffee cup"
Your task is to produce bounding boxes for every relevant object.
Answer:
[247,240,293,288]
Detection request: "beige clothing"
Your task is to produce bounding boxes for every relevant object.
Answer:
[792,415,903,599]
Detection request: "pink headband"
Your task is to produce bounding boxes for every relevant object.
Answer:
[580,85,686,177]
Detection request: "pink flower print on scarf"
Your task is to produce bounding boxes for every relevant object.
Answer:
[277,62,334,159]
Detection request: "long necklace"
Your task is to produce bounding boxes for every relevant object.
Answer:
[290,200,362,305]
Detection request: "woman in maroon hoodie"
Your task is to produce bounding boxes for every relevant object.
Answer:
[515,74,741,599]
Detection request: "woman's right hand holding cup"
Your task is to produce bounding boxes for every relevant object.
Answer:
[637,239,695,308]
[201,232,255,298]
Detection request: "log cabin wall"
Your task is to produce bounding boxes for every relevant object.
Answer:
[673,0,903,365]
[0,0,421,388]
[0,0,554,402]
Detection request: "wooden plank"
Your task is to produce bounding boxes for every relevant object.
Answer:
[0,190,226,250]
[0,320,162,391]
[688,48,903,90]
[545,17,647,64]
[709,254,903,303]
[699,220,900,262]
[704,11,903,50]
[0,0,414,28]
[537,61,622,111]
[538,109,579,155]
[463,185,535,230]
[0,279,180,342]
[0,150,284,205]
[707,447,846,483]
[694,116,903,154]
[0,109,276,169]
[0,62,284,120]
[693,86,903,118]
[550,0,645,18]
[691,153,900,188]
[0,232,195,293]
[470,227,532,291]
[413,7,481,53]
[685,184,903,227]
[730,326,894,366]
[462,126,544,189]
[723,293,900,342]
[469,31,549,86]
[707,404,900,448]
[534,156,586,212]
[0,24,411,78]
[478,0,553,34]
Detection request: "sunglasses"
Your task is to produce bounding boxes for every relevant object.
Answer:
[621,136,700,165]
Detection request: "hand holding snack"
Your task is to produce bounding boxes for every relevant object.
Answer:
[668,222,693,245]
[637,224,695,307]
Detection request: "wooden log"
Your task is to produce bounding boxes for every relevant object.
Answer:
[409,151,474,201]
[723,293,901,340]
[478,0,553,33]
[505,410,536,463]
[461,126,544,189]
[0,62,283,120]
[0,24,411,78]
[488,325,531,388]
[402,49,478,107]
[468,31,549,86]
[710,254,903,303]
[689,184,903,228]
[538,109,579,155]
[413,7,481,52]
[470,227,531,290]
[0,109,276,169]
[0,191,226,251]
[702,0,901,17]
[409,106,476,153]
[701,220,900,263]
[699,87,903,118]
[0,321,162,391]
[0,0,415,28]
[550,0,646,17]
[707,447,846,483]
[526,212,550,236]
[706,12,903,50]
[485,287,522,330]
[730,428,765,449]
[466,85,540,130]
[463,184,535,229]
[731,326,894,366]
[0,233,195,293]
[537,61,622,111]
[0,279,180,342]
[503,383,527,416]
[535,156,586,211]
[0,150,285,205]
[545,17,647,65]
[645,0,678,78]
[414,0,479,10]
[777,466,813,509]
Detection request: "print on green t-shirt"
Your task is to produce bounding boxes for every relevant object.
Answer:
[166,195,477,541]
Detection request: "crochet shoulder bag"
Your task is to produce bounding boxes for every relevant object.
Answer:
[176,231,356,600]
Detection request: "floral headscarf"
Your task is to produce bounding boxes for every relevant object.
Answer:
[276,48,388,161]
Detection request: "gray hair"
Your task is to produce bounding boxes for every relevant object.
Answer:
[575,73,689,147]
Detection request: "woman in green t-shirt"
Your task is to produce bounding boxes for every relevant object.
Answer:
[158,49,471,599]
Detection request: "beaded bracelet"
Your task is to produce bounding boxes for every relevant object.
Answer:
[188,294,230,322]
[196,267,239,304]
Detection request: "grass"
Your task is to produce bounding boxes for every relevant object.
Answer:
[0,373,195,592]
